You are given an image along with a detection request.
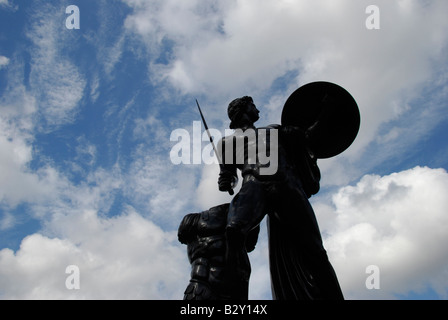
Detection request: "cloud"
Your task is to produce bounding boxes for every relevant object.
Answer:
[90,0,128,78]
[0,207,188,299]
[0,132,41,207]
[318,166,448,299]
[196,166,448,300]
[195,163,235,209]
[125,149,200,229]
[1,0,447,301]
[0,0,17,11]
[123,0,448,182]
[0,212,15,231]
[0,60,36,131]
[247,220,271,300]
[0,143,190,299]
[26,2,86,129]
[0,6,192,296]
[0,56,9,69]
[0,67,58,209]
[124,0,448,97]
[195,163,448,299]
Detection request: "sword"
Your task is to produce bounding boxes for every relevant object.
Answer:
[196,99,234,196]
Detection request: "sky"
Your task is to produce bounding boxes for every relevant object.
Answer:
[0,0,447,300]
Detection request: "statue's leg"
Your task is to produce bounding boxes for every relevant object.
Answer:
[225,177,267,299]
[277,178,344,299]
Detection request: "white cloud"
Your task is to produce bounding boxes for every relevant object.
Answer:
[123,0,448,177]
[0,208,188,299]
[0,58,190,301]
[196,166,448,300]
[318,166,448,299]
[1,0,447,301]
[0,143,190,299]
[133,114,170,149]
[0,0,17,11]
[0,212,15,231]
[0,73,58,209]
[27,3,86,129]
[0,56,9,69]
[196,164,448,299]
[74,136,97,168]
[89,73,100,103]
[0,61,36,132]
[247,220,271,300]
[195,163,236,209]
[0,133,40,207]
[125,150,199,229]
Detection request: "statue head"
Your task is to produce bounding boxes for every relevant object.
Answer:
[227,96,260,129]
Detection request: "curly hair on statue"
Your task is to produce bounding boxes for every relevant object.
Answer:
[227,96,253,129]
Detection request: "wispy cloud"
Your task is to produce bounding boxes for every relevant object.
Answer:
[0,56,9,69]
[125,150,199,229]
[26,2,86,129]
[0,0,17,11]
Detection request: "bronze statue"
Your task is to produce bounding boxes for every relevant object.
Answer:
[178,203,259,300]
[179,82,360,300]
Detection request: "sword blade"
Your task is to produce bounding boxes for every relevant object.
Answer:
[196,99,219,158]
[196,99,234,195]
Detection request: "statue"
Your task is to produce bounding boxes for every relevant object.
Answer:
[178,203,260,300]
[178,81,360,300]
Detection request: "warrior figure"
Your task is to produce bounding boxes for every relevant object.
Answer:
[218,85,357,299]
[178,203,260,300]
[180,82,360,300]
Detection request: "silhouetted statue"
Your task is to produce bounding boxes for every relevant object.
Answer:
[178,203,260,300]
[179,81,360,300]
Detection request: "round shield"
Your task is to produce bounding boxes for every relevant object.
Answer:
[281,81,360,159]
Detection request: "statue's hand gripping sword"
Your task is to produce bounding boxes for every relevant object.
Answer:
[196,99,234,196]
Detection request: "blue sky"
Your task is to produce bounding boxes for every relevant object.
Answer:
[0,0,447,299]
